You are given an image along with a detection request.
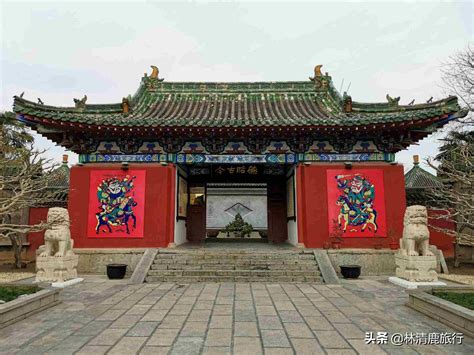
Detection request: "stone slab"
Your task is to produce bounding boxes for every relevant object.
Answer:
[313,250,340,284]
[52,277,84,288]
[388,276,446,289]
[129,249,159,284]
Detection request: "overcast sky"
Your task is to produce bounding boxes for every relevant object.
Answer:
[1,0,472,172]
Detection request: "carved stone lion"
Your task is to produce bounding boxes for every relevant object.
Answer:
[399,205,434,257]
[38,207,74,257]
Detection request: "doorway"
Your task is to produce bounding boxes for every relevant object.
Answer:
[206,183,268,241]
[184,165,290,244]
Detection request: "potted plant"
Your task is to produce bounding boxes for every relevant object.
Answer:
[388,229,399,250]
[329,219,344,249]
[223,213,253,238]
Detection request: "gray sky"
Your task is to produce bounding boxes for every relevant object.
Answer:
[1,1,472,172]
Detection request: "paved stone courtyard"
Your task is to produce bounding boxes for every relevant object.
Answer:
[0,276,472,354]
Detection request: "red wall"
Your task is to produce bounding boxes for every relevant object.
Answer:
[428,210,455,257]
[27,207,49,258]
[296,163,406,248]
[68,163,176,248]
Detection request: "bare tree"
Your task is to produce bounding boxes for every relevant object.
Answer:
[427,131,473,246]
[425,46,474,260]
[1,117,66,268]
[441,44,473,122]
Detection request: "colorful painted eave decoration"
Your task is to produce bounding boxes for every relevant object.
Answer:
[79,152,395,164]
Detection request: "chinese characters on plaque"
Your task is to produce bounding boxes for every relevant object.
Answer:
[213,165,259,176]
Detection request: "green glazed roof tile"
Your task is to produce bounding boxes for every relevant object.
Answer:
[13,77,467,129]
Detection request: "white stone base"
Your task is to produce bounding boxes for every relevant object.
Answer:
[395,254,438,282]
[388,276,446,289]
[52,277,84,288]
[36,254,79,283]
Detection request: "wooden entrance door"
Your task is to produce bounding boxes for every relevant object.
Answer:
[267,180,288,243]
[186,185,206,243]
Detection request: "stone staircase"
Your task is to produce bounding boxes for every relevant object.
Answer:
[145,249,323,283]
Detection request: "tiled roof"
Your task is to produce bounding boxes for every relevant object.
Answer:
[405,163,442,189]
[47,162,70,189]
[13,70,467,129]
[35,163,70,207]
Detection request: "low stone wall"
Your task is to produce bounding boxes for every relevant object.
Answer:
[0,286,61,329]
[74,249,146,275]
[408,286,474,337]
[327,249,396,276]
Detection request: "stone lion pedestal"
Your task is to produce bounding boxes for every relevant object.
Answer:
[36,254,78,283]
[395,254,438,282]
[35,207,81,286]
[389,205,446,289]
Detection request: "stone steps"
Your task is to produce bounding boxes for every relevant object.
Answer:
[145,249,323,283]
[152,259,316,265]
[147,269,321,277]
[145,275,322,283]
[150,264,316,270]
[157,253,316,260]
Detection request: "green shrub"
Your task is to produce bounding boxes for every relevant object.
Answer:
[0,286,40,303]
[434,291,474,310]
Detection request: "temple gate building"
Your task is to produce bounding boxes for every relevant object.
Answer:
[14,65,467,251]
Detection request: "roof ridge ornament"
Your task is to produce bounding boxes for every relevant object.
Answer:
[309,65,329,91]
[122,96,131,114]
[309,65,323,81]
[74,95,87,109]
[150,65,164,81]
[343,92,352,113]
[386,94,400,106]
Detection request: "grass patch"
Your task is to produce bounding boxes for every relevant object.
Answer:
[434,291,474,310]
[0,286,40,303]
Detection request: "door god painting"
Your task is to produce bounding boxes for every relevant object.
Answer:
[87,170,146,238]
[327,169,386,237]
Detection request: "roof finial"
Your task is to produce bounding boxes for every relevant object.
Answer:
[37,98,44,105]
[413,155,419,165]
[122,97,130,114]
[386,94,400,106]
[314,65,323,77]
[150,65,159,78]
[74,95,87,109]
[309,65,323,81]
[426,96,433,103]
[150,65,164,81]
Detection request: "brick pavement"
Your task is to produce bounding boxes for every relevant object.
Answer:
[0,276,472,354]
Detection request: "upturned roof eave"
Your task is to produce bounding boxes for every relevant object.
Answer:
[16,111,450,133]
